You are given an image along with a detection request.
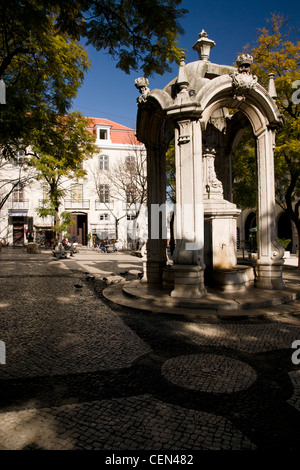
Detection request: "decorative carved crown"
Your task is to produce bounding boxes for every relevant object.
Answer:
[236,54,253,68]
[135,77,149,89]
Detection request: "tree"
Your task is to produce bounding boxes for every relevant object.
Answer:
[0,2,96,241]
[1,0,187,82]
[231,127,256,210]
[0,1,91,158]
[233,13,300,265]
[166,139,176,204]
[0,0,186,244]
[28,112,96,241]
[56,0,188,76]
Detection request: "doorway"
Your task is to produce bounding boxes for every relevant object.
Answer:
[69,213,88,245]
[13,225,24,245]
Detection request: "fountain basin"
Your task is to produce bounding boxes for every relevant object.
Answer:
[213,265,255,292]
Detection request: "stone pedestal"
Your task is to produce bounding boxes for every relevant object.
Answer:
[170,264,207,298]
[204,199,240,284]
[204,203,240,271]
[256,261,285,290]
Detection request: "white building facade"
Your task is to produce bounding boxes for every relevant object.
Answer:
[0,118,148,249]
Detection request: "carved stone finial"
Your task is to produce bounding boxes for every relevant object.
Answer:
[135,77,150,103]
[177,54,189,92]
[268,72,277,100]
[192,30,215,61]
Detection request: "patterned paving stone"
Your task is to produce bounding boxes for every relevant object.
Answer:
[287,370,300,412]
[1,249,300,451]
[175,322,300,353]
[161,354,257,393]
[0,395,256,450]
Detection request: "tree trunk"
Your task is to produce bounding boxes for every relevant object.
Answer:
[115,218,119,240]
[54,211,61,243]
[297,227,300,269]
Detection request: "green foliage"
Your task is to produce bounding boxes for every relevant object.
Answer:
[0,1,91,158]
[165,139,176,202]
[53,211,75,234]
[1,0,187,79]
[0,0,187,159]
[277,237,291,250]
[255,15,300,224]
[245,13,300,113]
[78,0,187,76]
[235,14,300,218]
[231,127,257,209]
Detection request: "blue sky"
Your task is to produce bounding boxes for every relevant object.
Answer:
[71,0,299,129]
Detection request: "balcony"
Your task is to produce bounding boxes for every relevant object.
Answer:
[64,199,90,210]
[8,199,29,210]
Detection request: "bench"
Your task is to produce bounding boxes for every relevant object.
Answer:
[27,243,40,254]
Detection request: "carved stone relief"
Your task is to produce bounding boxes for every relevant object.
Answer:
[230,54,258,101]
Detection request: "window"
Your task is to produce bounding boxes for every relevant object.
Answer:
[127,214,136,220]
[100,213,109,221]
[99,184,110,203]
[13,183,24,202]
[71,184,83,203]
[99,155,109,171]
[126,155,136,171]
[13,151,25,167]
[98,127,110,141]
[126,186,136,204]
[100,129,107,139]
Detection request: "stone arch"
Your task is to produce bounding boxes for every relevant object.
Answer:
[196,77,284,289]
[197,76,281,136]
[135,38,285,294]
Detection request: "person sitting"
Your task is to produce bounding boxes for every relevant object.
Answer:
[100,241,107,253]
[113,240,119,252]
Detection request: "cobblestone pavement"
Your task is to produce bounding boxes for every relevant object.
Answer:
[0,247,300,454]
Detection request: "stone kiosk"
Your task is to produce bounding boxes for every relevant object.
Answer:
[105,31,292,313]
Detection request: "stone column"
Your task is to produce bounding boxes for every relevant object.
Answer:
[171,119,206,298]
[256,128,285,289]
[144,144,167,285]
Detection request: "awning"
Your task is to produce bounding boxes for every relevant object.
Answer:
[8,210,28,216]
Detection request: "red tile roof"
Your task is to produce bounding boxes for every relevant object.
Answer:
[86,117,141,145]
